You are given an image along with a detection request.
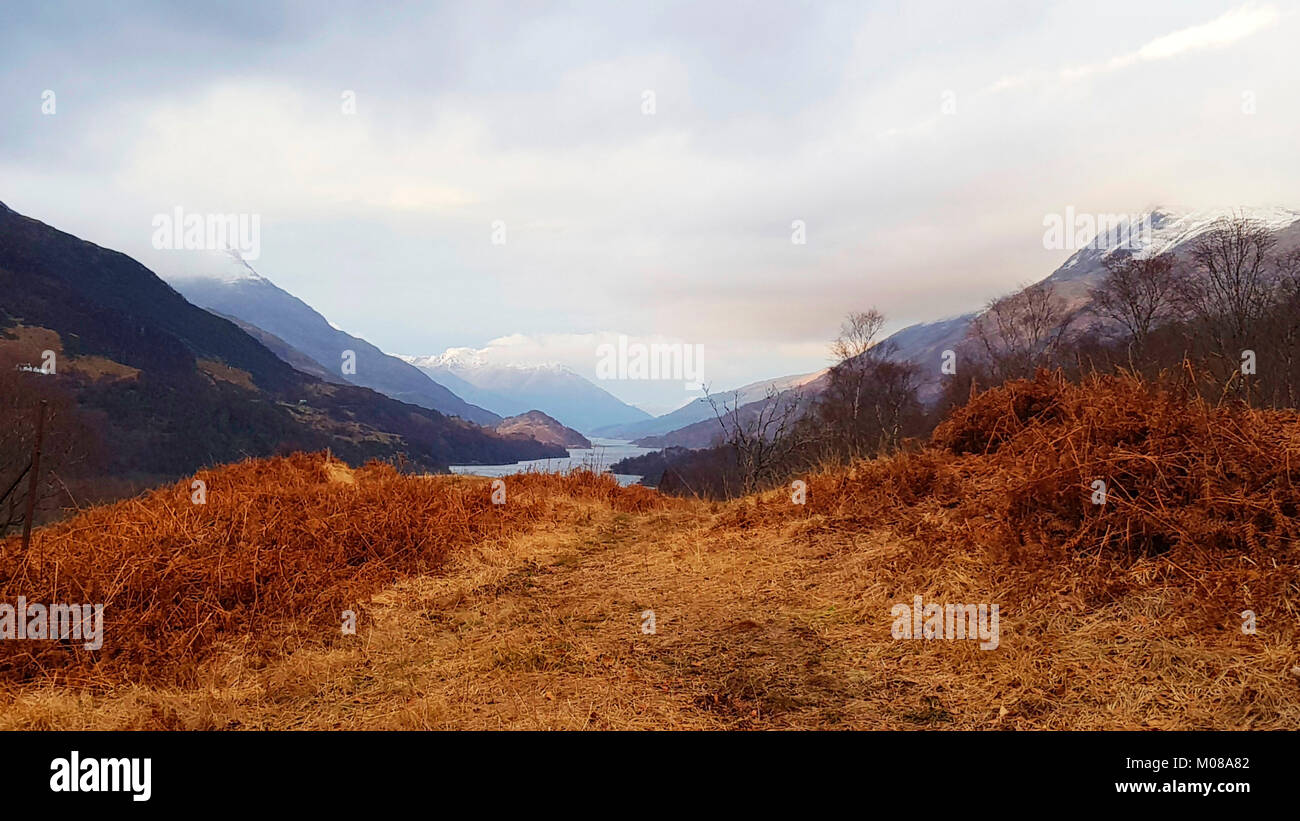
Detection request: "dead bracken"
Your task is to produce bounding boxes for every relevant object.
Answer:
[0,453,664,686]
[2,371,1298,730]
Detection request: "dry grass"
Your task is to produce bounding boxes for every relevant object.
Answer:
[196,358,256,390]
[2,372,1299,729]
[0,324,138,380]
[0,453,667,687]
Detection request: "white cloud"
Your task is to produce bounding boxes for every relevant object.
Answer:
[993,3,1280,89]
[1136,3,1281,60]
[6,0,1299,413]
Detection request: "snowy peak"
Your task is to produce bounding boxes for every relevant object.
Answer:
[1056,206,1300,278]
[400,348,487,371]
[149,245,267,285]
[400,349,574,377]
[1133,206,1300,259]
[400,349,651,433]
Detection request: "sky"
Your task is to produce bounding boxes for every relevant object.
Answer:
[2,0,1297,414]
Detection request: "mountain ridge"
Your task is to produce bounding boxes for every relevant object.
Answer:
[400,352,652,434]
[160,251,502,426]
[632,205,1300,448]
[0,203,565,478]
[495,410,592,449]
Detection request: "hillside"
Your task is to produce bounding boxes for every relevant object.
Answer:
[632,412,724,449]
[3,372,1297,729]
[632,385,821,449]
[214,311,352,386]
[495,410,592,448]
[881,207,1300,389]
[164,253,502,426]
[0,202,564,478]
[597,370,825,440]
[634,206,1300,448]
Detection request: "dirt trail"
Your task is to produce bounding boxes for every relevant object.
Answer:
[266,503,902,730]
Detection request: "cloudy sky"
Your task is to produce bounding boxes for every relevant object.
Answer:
[3,0,1297,413]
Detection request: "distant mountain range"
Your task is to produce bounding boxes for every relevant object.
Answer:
[150,252,654,436]
[399,350,652,434]
[162,251,502,426]
[0,201,564,478]
[14,198,1293,477]
[594,370,825,441]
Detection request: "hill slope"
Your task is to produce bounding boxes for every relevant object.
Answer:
[635,206,1300,447]
[0,202,562,477]
[882,206,1300,386]
[2,372,1296,729]
[163,253,501,426]
[596,370,825,440]
[495,410,592,448]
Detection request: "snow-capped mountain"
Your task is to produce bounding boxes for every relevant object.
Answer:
[155,249,502,426]
[399,350,652,434]
[1045,207,1300,299]
[882,206,1300,381]
[0,201,563,473]
[631,205,1300,448]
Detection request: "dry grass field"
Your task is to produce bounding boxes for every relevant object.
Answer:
[3,372,1299,730]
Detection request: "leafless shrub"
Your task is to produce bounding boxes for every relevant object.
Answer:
[808,310,924,462]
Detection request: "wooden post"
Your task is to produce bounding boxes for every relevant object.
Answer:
[20,400,48,553]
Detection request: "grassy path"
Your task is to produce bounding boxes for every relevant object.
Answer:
[4,485,1294,729]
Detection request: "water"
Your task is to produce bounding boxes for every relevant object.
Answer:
[448,437,654,486]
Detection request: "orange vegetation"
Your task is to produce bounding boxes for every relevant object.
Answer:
[0,454,665,686]
[2,372,1298,730]
[728,368,1300,654]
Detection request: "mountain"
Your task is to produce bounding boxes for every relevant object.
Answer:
[594,370,826,440]
[213,311,351,385]
[1043,207,1300,295]
[0,201,565,478]
[495,410,591,449]
[880,207,1300,384]
[631,387,821,449]
[160,251,502,426]
[399,350,652,434]
[633,206,1300,449]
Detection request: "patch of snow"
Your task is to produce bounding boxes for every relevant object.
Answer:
[153,246,266,284]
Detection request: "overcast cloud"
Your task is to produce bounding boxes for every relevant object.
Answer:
[2,0,1296,413]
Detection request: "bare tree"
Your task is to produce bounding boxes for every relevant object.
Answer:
[706,384,811,495]
[0,363,91,538]
[823,309,889,447]
[813,309,923,460]
[969,281,1078,383]
[830,309,889,364]
[863,358,923,451]
[1175,216,1282,399]
[1181,216,1278,354]
[1089,251,1182,354]
[1258,247,1300,406]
